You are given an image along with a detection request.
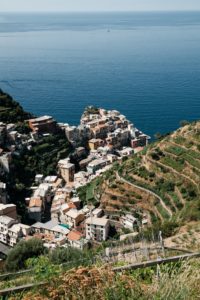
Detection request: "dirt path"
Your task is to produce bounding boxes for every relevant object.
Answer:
[146,156,200,193]
[116,172,172,218]
[175,187,185,206]
[165,193,178,211]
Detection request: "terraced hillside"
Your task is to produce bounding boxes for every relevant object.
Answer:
[91,122,200,226]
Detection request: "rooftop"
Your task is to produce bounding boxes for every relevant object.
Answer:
[9,223,30,233]
[29,197,42,208]
[0,215,15,225]
[86,217,109,226]
[88,159,107,167]
[58,160,74,169]
[67,230,82,241]
[92,208,103,215]
[52,224,70,235]
[44,176,58,183]
[32,220,58,230]
[30,115,54,122]
[66,209,83,219]
[0,203,16,210]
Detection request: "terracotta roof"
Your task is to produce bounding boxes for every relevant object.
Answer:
[68,202,77,209]
[67,230,82,241]
[29,197,42,208]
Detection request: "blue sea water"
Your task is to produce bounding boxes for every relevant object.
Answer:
[0,12,200,137]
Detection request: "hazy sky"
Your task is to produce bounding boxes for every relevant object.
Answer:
[1,0,200,12]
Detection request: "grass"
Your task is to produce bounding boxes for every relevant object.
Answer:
[174,136,187,145]
[187,149,200,160]
[156,204,170,219]
[162,195,176,213]
[183,154,200,170]
[161,156,184,172]
[166,146,186,156]
[168,192,183,210]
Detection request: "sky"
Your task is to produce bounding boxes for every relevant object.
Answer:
[1,0,200,12]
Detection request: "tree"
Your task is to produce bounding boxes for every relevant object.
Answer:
[5,238,45,271]
[48,247,92,268]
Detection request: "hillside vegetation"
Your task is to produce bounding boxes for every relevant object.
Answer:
[0,89,33,123]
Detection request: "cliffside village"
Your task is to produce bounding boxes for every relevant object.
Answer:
[0,107,150,255]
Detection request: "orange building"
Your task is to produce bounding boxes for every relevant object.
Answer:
[28,115,57,134]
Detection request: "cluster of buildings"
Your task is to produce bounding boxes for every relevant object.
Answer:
[0,194,110,250]
[25,172,110,249]
[63,108,149,150]
[0,106,150,253]
[57,107,150,188]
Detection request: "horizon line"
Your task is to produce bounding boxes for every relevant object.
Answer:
[1,9,200,13]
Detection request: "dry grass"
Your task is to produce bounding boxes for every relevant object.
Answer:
[8,259,200,300]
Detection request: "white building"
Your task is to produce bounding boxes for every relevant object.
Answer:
[85,217,109,241]
[0,216,16,244]
[35,174,44,184]
[32,220,70,238]
[92,208,103,218]
[87,158,108,174]
[8,224,31,247]
[117,147,134,158]
[121,214,138,229]
[64,209,85,228]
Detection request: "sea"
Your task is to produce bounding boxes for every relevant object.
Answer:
[0,11,200,138]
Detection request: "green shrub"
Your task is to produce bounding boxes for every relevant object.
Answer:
[5,238,45,271]
[26,256,60,281]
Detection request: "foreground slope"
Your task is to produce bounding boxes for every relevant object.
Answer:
[6,259,200,300]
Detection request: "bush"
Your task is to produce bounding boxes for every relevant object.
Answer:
[141,220,179,241]
[26,256,60,281]
[161,220,179,238]
[163,180,175,192]
[49,247,87,265]
[5,238,45,271]
[151,152,160,161]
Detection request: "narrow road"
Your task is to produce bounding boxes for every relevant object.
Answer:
[116,172,172,218]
